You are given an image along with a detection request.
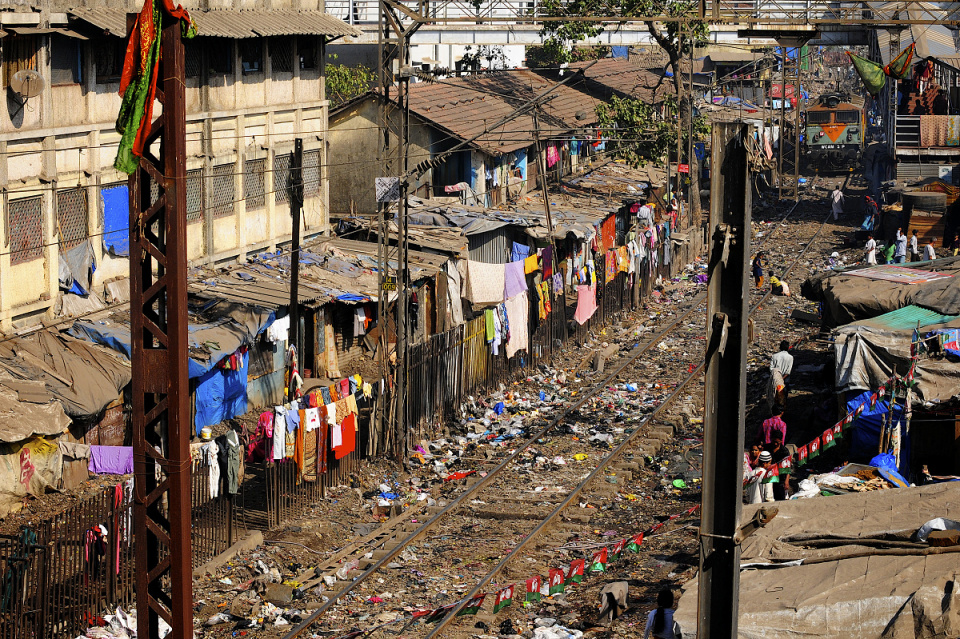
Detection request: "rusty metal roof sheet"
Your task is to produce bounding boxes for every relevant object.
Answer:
[403,69,602,155]
[564,58,671,104]
[69,7,360,38]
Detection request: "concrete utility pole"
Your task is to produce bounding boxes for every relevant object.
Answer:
[699,121,752,639]
[129,9,192,639]
[289,138,304,400]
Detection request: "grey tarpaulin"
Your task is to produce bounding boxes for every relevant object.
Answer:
[834,317,960,404]
[675,483,960,638]
[58,240,97,294]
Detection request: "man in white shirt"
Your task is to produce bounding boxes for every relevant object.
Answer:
[771,340,794,379]
[910,230,920,262]
[865,234,877,264]
[831,187,844,220]
[924,241,937,261]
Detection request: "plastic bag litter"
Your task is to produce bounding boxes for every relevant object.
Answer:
[533,627,583,639]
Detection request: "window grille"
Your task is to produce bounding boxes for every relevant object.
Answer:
[274,153,291,204]
[298,37,317,70]
[210,164,235,219]
[185,41,202,78]
[210,41,234,75]
[244,159,266,210]
[303,149,321,196]
[271,38,293,74]
[186,169,203,222]
[95,38,124,84]
[56,188,88,250]
[240,39,263,75]
[8,196,44,265]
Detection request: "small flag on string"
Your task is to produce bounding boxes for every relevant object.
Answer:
[778,455,793,475]
[611,539,627,560]
[797,444,808,465]
[526,576,542,602]
[878,385,886,399]
[457,594,486,616]
[426,604,458,623]
[589,548,608,573]
[809,436,821,459]
[822,428,835,450]
[832,422,843,438]
[626,532,644,552]
[566,558,585,585]
[869,393,878,409]
[494,585,514,613]
[548,568,566,595]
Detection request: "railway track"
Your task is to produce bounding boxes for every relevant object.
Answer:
[279,178,847,639]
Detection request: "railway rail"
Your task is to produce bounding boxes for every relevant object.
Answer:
[281,175,848,639]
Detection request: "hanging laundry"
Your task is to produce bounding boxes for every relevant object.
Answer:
[504,260,528,298]
[304,407,322,432]
[267,315,291,343]
[346,393,358,416]
[504,294,528,359]
[512,242,531,262]
[202,441,219,499]
[335,413,357,460]
[222,430,241,494]
[464,260,506,306]
[485,309,496,342]
[574,284,598,325]
[492,307,503,356]
[605,251,617,284]
[354,307,367,336]
[524,254,539,274]
[89,446,134,475]
[546,144,559,167]
[541,246,553,278]
[272,407,286,460]
[331,420,343,449]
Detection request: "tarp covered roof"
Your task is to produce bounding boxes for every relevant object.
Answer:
[69,302,273,381]
[0,329,130,419]
[801,256,960,328]
[675,483,960,638]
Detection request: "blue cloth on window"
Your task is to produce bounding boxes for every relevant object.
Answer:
[101,185,130,257]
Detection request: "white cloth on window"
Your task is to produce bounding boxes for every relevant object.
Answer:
[203,441,220,498]
[267,315,290,343]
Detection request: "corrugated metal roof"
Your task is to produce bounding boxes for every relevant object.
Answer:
[69,7,361,39]
[400,70,603,156]
[858,304,958,331]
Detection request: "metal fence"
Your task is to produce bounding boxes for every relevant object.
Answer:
[0,458,234,639]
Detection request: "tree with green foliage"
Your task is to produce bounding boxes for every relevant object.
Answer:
[326,59,376,108]
[540,0,708,221]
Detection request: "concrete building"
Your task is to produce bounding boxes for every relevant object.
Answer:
[0,2,360,332]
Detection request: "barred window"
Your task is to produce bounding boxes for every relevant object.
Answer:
[95,37,124,84]
[186,169,203,222]
[303,149,321,196]
[210,41,234,75]
[3,35,38,89]
[274,153,291,204]
[271,38,293,74]
[210,164,235,219]
[240,39,263,75]
[8,196,44,265]
[299,37,317,70]
[56,188,88,250]
[244,159,266,210]
[185,41,202,79]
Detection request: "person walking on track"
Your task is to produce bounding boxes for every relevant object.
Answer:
[831,186,845,220]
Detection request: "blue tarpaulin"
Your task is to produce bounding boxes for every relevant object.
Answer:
[846,390,911,479]
[101,185,129,257]
[194,350,249,433]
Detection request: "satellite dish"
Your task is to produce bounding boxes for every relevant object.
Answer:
[11,70,44,99]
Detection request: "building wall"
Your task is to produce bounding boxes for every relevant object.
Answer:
[327,96,433,216]
[0,30,331,331]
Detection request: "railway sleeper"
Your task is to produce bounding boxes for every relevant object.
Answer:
[471,506,554,520]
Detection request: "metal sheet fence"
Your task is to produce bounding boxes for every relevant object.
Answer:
[402,231,695,442]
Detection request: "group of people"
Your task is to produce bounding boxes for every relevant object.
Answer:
[751,252,791,296]
[865,228,938,265]
[746,340,795,503]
